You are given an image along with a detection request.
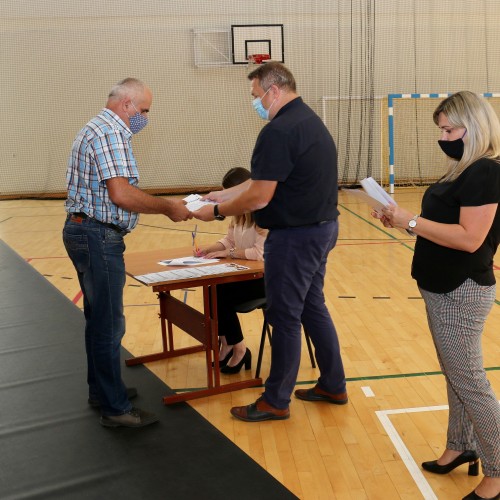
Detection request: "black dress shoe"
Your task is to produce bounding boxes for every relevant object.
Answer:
[422,450,479,476]
[88,387,138,408]
[462,489,500,500]
[220,348,251,374]
[212,349,233,368]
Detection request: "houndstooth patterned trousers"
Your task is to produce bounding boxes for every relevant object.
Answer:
[420,279,500,477]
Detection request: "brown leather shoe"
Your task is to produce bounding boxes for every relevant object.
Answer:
[295,385,348,405]
[230,396,290,422]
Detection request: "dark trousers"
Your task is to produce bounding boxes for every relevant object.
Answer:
[215,278,266,345]
[62,215,131,416]
[263,220,346,409]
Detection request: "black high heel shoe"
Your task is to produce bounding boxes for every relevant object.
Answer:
[422,450,479,476]
[462,490,500,500]
[212,349,233,368]
[220,348,251,374]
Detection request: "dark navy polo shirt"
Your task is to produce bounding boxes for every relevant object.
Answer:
[251,97,339,229]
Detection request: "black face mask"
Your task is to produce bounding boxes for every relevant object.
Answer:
[438,137,464,160]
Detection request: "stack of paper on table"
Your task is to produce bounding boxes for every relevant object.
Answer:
[134,263,249,285]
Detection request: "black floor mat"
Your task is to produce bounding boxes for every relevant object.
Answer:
[0,240,297,500]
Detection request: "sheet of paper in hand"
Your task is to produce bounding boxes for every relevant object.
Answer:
[342,177,396,215]
[183,194,217,212]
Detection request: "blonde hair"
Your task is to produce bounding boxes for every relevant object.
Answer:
[433,91,500,182]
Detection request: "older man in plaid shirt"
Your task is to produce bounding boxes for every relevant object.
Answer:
[63,78,191,428]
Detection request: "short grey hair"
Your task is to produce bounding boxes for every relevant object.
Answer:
[108,78,146,101]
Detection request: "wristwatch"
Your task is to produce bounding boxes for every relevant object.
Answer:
[213,205,226,221]
[408,214,419,229]
[229,247,236,259]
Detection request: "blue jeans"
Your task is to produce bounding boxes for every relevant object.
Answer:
[63,215,132,416]
[263,220,346,409]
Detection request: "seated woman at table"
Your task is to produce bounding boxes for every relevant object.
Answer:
[195,167,267,374]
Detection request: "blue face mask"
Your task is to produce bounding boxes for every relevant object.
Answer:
[128,101,148,134]
[252,88,273,120]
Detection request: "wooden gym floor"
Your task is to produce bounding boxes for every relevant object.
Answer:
[1,188,498,499]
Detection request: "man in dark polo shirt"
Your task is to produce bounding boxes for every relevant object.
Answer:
[193,62,347,421]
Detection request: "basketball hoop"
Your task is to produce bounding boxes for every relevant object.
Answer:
[247,54,271,65]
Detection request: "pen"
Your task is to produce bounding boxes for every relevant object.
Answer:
[192,224,199,254]
[227,263,249,271]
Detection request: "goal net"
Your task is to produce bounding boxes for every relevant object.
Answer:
[388,93,500,191]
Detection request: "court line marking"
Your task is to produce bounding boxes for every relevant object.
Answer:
[376,402,500,500]
[361,386,375,397]
[375,405,445,500]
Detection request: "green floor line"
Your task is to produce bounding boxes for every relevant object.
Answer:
[173,366,500,394]
[297,366,500,385]
[339,203,416,251]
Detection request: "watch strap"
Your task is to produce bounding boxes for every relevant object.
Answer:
[213,204,225,220]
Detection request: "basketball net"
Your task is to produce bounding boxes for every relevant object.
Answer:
[247,53,271,65]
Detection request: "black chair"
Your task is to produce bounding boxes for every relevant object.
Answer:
[233,297,316,378]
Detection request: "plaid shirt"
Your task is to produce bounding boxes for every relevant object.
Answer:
[65,108,140,232]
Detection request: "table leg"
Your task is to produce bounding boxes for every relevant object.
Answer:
[125,285,264,403]
[125,291,205,366]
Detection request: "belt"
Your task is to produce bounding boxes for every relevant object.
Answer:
[268,220,334,230]
[300,220,333,228]
[69,212,124,233]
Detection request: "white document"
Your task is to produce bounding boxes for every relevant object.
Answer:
[183,194,216,212]
[343,177,396,215]
[360,177,396,210]
[343,177,413,236]
[159,256,219,266]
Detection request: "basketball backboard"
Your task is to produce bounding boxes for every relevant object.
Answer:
[231,24,284,64]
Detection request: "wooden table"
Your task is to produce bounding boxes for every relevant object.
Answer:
[125,247,264,404]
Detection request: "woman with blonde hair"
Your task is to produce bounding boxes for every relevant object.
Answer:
[374,91,500,500]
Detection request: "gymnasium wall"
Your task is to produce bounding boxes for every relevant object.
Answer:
[1,1,499,197]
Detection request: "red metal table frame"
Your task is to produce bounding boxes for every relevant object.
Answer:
[124,248,263,404]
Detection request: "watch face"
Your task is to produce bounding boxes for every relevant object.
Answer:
[409,219,417,228]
